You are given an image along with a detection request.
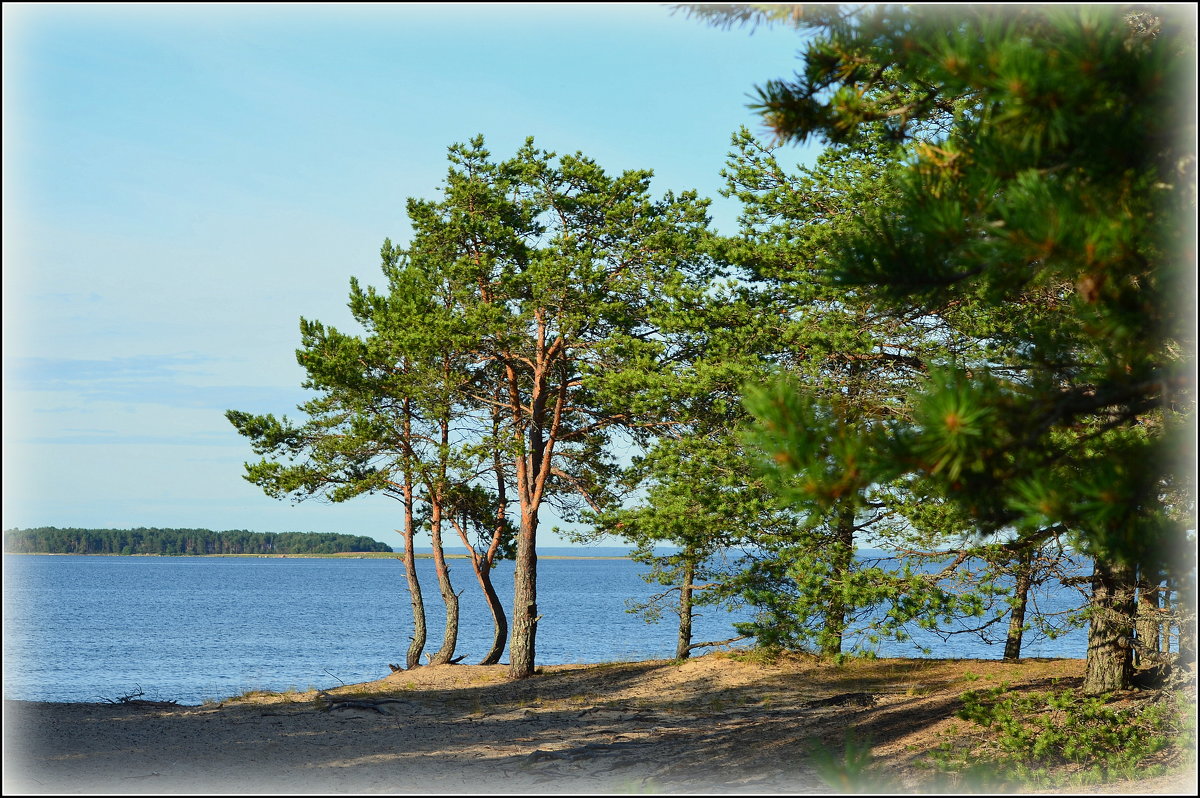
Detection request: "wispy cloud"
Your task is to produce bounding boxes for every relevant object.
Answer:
[3,355,305,411]
[13,429,239,447]
[5,354,216,384]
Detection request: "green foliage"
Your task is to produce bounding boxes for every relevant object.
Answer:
[697,122,1090,660]
[927,687,1195,789]
[590,430,797,639]
[718,123,990,657]
[734,4,1195,574]
[703,3,1195,693]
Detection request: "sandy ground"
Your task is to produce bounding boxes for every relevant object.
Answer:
[2,652,1195,795]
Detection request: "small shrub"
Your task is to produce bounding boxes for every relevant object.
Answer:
[925,687,1195,790]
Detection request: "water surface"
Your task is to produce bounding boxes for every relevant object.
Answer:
[2,551,1086,705]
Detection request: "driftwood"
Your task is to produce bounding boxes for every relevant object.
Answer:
[315,690,410,714]
[422,654,467,665]
[101,686,179,708]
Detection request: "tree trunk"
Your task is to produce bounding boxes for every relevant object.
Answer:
[427,501,459,666]
[476,560,508,665]
[675,559,696,661]
[1135,566,1162,666]
[1082,557,1136,695]
[479,407,511,666]
[508,354,555,680]
[509,506,539,678]
[1003,549,1033,661]
[821,506,855,656]
[446,510,509,665]
[402,481,427,670]
[1172,572,1197,669]
[1160,581,1175,657]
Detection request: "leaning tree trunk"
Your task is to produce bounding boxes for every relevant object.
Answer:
[446,499,509,665]
[675,559,696,661]
[475,560,508,665]
[821,506,856,656]
[1082,557,1137,695]
[427,500,459,666]
[1003,548,1034,661]
[401,481,427,670]
[475,431,511,666]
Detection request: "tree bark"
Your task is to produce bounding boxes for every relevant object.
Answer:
[401,475,427,670]
[1160,581,1174,657]
[1082,557,1136,695]
[1172,571,1197,669]
[446,512,509,666]
[509,506,539,678]
[1003,549,1033,661]
[477,424,511,665]
[427,500,459,666]
[1135,566,1162,666]
[821,506,855,656]
[507,348,558,680]
[675,559,696,661]
[476,559,508,665]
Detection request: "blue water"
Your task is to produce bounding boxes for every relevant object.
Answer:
[2,551,1088,705]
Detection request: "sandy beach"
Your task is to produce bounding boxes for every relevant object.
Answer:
[3,653,1194,795]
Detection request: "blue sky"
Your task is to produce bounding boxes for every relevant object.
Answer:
[2,3,820,549]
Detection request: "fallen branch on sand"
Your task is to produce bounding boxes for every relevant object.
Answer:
[101,686,179,708]
[315,690,410,714]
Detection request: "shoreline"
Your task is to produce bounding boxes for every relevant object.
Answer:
[0,652,1092,708]
[3,653,1193,795]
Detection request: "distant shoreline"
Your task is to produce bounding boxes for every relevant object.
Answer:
[1,551,631,561]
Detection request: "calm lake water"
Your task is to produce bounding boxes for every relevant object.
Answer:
[2,550,1087,705]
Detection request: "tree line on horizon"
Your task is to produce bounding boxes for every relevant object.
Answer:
[227,5,1194,693]
[2,527,392,556]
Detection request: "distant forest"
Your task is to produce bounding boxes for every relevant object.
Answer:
[2,527,393,556]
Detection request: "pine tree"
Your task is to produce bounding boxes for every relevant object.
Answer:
[360,136,715,678]
[705,4,1195,691]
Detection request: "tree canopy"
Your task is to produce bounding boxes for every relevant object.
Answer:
[713,3,1195,692]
